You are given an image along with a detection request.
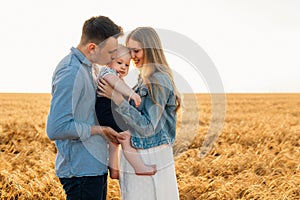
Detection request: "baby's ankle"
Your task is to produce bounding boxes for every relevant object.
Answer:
[109,167,119,179]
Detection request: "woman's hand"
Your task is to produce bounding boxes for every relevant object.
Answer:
[97,78,124,105]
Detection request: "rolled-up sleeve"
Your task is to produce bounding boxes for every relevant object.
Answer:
[46,65,91,141]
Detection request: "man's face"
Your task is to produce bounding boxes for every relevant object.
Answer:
[94,37,118,65]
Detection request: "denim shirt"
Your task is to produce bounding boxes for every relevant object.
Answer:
[115,72,177,149]
[46,47,108,178]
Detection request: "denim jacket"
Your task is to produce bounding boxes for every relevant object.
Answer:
[46,47,108,178]
[115,72,177,149]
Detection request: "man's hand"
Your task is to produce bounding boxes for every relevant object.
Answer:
[102,126,125,144]
[91,126,125,144]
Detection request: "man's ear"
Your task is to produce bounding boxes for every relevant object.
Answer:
[87,43,97,53]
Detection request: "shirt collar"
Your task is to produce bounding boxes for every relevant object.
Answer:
[71,47,92,67]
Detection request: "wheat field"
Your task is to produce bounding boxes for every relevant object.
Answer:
[0,93,299,199]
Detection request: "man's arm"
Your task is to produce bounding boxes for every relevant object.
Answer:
[46,65,125,143]
[46,66,92,141]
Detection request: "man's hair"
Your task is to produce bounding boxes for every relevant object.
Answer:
[80,15,123,46]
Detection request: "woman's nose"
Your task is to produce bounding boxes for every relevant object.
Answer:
[130,51,135,58]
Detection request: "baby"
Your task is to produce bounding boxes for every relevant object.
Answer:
[95,45,157,179]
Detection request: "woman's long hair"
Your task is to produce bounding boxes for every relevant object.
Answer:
[126,27,181,111]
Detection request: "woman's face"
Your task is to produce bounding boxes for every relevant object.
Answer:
[127,39,144,68]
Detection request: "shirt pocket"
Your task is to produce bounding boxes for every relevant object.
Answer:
[139,86,148,97]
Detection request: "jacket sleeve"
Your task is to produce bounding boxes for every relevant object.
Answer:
[115,73,172,138]
[46,65,91,141]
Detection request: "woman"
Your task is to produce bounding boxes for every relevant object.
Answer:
[98,27,181,199]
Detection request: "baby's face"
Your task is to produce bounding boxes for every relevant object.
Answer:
[109,54,131,78]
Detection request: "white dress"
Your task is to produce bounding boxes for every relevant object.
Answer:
[119,144,179,200]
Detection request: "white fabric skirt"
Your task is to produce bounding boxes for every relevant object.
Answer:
[119,144,179,200]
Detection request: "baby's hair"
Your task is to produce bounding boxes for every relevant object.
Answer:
[116,44,130,58]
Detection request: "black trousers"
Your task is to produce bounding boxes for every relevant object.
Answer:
[59,174,108,200]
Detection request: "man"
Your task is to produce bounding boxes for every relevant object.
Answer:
[46,15,124,200]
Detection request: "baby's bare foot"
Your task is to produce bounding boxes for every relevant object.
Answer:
[135,164,157,176]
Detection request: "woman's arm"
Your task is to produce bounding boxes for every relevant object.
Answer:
[102,74,141,106]
[98,74,172,137]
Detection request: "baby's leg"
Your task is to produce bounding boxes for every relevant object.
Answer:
[108,142,120,179]
[119,131,157,176]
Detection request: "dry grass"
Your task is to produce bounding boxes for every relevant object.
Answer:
[0,93,299,199]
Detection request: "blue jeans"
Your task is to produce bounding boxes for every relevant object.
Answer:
[59,174,108,200]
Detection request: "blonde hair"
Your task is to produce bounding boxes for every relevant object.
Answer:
[116,44,130,59]
[126,27,181,111]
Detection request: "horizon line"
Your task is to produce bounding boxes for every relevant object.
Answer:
[1,92,300,95]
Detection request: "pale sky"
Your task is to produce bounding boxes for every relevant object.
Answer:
[0,0,299,93]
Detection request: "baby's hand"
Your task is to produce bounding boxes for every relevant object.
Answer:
[129,92,141,107]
